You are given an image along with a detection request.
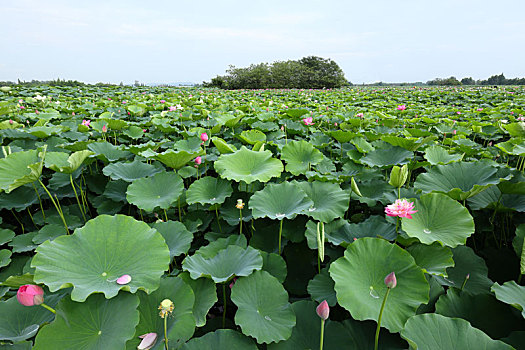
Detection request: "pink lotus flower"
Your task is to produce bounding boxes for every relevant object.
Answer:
[477,108,483,111]
[194,156,202,165]
[138,333,157,350]
[517,116,525,122]
[384,272,397,289]
[356,113,364,118]
[116,274,131,285]
[9,119,13,124]
[316,300,330,320]
[385,199,417,219]
[72,112,76,116]
[82,119,91,127]
[102,125,108,133]
[457,111,461,115]
[396,105,406,111]
[302,117,314,126]
[452,130,457,135]
[169,106,177,111]
[200,133,208,142]
[20,106,25,110]
[17,285,44,306]
[160,100,166,103]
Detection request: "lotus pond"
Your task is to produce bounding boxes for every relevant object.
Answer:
[0,85,524,349]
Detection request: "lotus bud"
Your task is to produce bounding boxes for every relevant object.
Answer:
[384,272,397,289]
[388,164,408,188]
[137,332,157,350]
[350,177,362,197]
[17,285,44,306]
[316,300,330,321]
[200,133,209,142]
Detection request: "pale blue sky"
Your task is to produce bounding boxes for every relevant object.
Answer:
[1,0,524,84]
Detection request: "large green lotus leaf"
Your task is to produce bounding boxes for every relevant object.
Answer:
[238,129,267,145]
[151,221,193,259]
[260,251,287,283]
[401,193,475,248]
[0,290,64,342]
[0,228,15,245]
[0,185,39,211]
[495,138,525,156]
[87,141,132,162]
[45,150,93,173]
[102,158,163,182]
[492,281,525,318]
[406,242,454,277]
[249,182,313,220]
[281,140,324,175]
[442,245,493,295]
[414,161,510,200]
[153,149,204,170]
[358,146,413,168]
[126,171,184,212]
[0,149,43,193]
[350,136,375,153]
[504,122,525,138]
[186,176,233,205]
[294,181,349,223]
[307,269,337,307]
[435,288,525,339]
[212,137,237,154]
[174,138,203,153]
[423,145,463,165]
[468,185,525,212]
[182,245,262,283]
[179,272,217,327]
[26,125,63,138]
[329,238,429,332]
[512,224,525,275]
[0,249,11,268]
[33,293,139,350]
[214,146,283,184]
[32,215,170,301]
[231,270,296,344]
[198,235,247,259]
[126,277,195,349]
[400,314,513,350]
[181,329,258,350]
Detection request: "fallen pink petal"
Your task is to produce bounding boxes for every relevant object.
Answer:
[138,332,157,350]
[116,274,131,285]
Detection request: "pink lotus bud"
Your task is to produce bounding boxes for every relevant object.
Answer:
[72,112,76,116]
[195,156,202,165]
[138,332,158,350]
[316,300,330,320]
[9,119,13,124]
[200,133,208,142]
[17,285,44,306]
[102,125,108,133]
[116,274,131,285]
[384,272,397,289]
[453,130,457,135]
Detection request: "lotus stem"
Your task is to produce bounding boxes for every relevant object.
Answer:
[163,314,169,350]
[163,209,168,222]
[222,283,227,328]
[32,182,45,220]
[70,174,86,222]
[40,302,56,314]
[38,179,69,234]
[319,319,325,350]
[239,209,243,234]
[10,209,24,234]
[278,219,284,255]
[215,207,222,232]
[374,288,391,350]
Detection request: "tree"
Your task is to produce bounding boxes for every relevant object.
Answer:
[461,77,475,85]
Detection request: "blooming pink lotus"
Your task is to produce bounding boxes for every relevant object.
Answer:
[160,100,166,103]
[194,156,202,165]
[169,106,177,111]
[385,199,417,219]
[200,133,209,142]
[81,119,91,127]
[396,105,406,111]
[302,117,314,126]
[356,113,364,118]
[17,285,44,306]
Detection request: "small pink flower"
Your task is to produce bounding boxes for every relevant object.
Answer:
[9,119,13,124]
[35,109,39,114]
[384,272,397,288]
[200,133,208,142]
[20,106,25,109]
[18,99,23,103]
[122,101,127,104]
[116,274,131,285]
[356,113,364,118]
[453,130,457,135]
[17,285,44,306]
[517,116,525,121]
[169,106,177,111]
[102,125,108,133]
[281,125,285,131]
[108,97,112,100]
[302,117,314,126]
[457,111,461,115]
[160,100,166,103]
[194,156,202,165]
[316,300,330,320]
[477,108,483,111]
[334,122,338,126]
[72,112,76,116]
[143,129,147,132]
[396,105,406,111]
[138,333,158,350]
[385,199,417,219]
[82,119,91,127]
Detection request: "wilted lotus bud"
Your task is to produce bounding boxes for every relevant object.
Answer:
[316,300,330,321]
[384,272,397,289]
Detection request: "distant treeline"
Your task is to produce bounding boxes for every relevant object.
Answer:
[203,56,350,89]
[427,73,525,86]
[0,78,116,87]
